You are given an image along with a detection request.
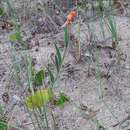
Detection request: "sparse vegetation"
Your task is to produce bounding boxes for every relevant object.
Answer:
[0,0,130,130]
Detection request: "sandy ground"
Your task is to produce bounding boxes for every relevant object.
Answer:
[0,2,130,130]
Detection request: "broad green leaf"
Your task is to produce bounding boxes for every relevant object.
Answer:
[48,69,55,84]
[0,7,4,16]
[64,27,69,47]
[25,88,53,109]
[34,70,45,86]
[55,93,69,108]
[9,34,17,41]
[9,31,22,42]
[54,43,62,65]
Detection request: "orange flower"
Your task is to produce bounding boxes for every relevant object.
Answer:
[67,11,77,21]
[62,11,77,28]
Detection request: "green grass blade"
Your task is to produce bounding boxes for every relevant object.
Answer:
[48,69,55,84]
[55,55,60,72]
[54,43,62,66]
[64,27,69,47]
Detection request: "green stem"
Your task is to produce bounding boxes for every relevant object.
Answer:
[43,106,49,130]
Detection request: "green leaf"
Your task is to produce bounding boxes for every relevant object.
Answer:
[9,34,17,41]
[54,43,62,65]
[48,69,55,84]
[96,120,108,130]
[106,16,117,41]
[0,120,7,130]
[16,31,22,41]
[25,88,53,109]
[9,31,22,42]
[55,55,60,72]
[34,69,45,86]
[0,7,4,16]
[64,27,69,47]
[55,93,69,108]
